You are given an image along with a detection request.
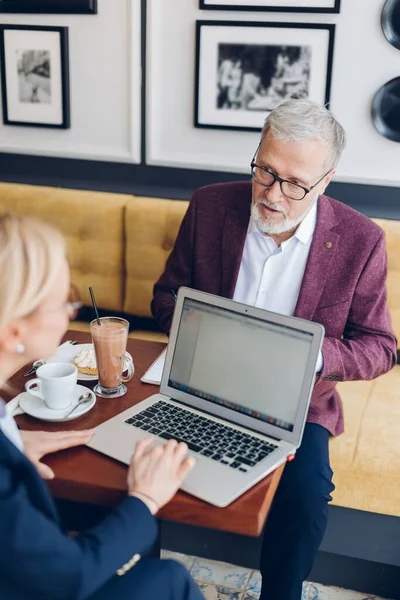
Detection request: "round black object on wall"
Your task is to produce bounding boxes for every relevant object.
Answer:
[372,77,400,142]
[382,0,400,50]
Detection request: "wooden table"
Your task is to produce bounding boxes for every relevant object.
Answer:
[7,330,284,538]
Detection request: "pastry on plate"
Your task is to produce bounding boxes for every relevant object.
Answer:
[73,346,98,376]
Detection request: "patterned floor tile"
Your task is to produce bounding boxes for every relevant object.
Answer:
[198,583,242,600]
[191,557,251,590]
[160,549,195,571]
[243,577,311,599]
[243,580,311,599]
[162,552,392,600]
[308,583,375,599]
[303,584,320,599]
[246,571,261,595]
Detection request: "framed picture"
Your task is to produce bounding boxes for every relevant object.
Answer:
[199,0,341,13]
[0,25,70,128]
[0,0,97,14]
[195,21,335,132]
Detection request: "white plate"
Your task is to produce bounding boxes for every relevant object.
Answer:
[46,343,133,382]
[19,385,96,422]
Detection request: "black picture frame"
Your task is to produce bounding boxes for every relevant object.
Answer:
[0,25,70,129]
[194,21,335,133]
[0,0,97,14]
[199,0,341,14]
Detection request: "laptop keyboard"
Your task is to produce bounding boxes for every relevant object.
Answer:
[124,400,278,473]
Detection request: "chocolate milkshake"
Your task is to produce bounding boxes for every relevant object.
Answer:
[90,317,134,397]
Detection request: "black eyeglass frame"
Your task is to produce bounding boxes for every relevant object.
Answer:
[250,144,332,201]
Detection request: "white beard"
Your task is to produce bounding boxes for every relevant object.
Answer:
[251,199,314,236]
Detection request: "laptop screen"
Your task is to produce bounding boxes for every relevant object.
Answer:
[168,298,314,433]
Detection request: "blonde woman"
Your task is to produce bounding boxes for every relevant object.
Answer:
[0,212,203,600]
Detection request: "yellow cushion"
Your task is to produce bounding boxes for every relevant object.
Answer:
[329,214,400,516]
[372,218,400,342]
[0,183,130,312]
[128,330,168,342]
[330,367,400,516]
[124,197,189,317]
[69,321,167,343]
[68,321,91,333]
[329,380,374,468]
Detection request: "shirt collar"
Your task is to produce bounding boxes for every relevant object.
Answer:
[248,200,318,246]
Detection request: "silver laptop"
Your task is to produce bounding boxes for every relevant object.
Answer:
[88,287,324,507]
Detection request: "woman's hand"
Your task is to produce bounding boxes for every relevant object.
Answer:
[127,437,195,513]
[20,429,94,480]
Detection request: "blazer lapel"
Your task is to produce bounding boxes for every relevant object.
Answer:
[295,196,340,321]
[220,191,251,298]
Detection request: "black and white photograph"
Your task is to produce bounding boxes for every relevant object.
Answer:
[0,0,97,14]
[199,0,341,13]
[0,25,70,128]
[195,21,335,132]
[216,44,311,112]
[17,50,51,104]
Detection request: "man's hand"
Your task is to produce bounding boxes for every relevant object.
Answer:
[20,429,94,480]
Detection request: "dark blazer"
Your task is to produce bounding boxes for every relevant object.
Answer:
[0,429,158,600]
[152,182,397,436]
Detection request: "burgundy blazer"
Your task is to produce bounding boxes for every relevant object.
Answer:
[152,182,397,436]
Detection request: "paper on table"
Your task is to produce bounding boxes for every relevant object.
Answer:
[141,348,167,385]
[6,394,24,417]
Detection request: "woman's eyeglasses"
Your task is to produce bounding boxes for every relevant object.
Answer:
[66,283,83,321]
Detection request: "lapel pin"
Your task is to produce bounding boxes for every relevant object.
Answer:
[325,241,333,249]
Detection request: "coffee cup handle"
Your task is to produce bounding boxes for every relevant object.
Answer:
[119,353,134,383]
[25,378,42,397]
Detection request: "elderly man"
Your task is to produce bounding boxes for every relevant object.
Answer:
[151,99,397,600]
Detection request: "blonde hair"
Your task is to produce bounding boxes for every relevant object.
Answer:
[0,210,66,336]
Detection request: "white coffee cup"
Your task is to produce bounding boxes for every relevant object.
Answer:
[25,362,78,410]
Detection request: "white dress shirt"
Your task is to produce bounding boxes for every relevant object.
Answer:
[0,399,24,452]
[233,201,323,372]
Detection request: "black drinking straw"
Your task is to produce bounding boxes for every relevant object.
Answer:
[89,287,101,326]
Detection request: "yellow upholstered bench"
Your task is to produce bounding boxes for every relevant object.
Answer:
[124,197,189,342]
[0,182,129,313]
[329,216,400,515]
[123,198,400,516]
[1,181,399,521]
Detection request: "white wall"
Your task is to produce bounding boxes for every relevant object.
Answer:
[0,0,398,188]
[147,0,400,187]
[0,0,141,163]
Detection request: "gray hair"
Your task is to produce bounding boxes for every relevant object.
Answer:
[261,99,346,169]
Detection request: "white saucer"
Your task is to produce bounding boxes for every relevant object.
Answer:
[46,343,133,382]
[19,384,96,422]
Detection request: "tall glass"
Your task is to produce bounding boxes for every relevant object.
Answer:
[90,317,134,398]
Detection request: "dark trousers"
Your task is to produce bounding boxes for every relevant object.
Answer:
[260,423,334,600]
[88,558,204,600]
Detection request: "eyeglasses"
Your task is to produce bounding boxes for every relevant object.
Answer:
[250,144,331,201]
[66,300,83,321]
[34,284,83,321]
[66,283,83,321]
